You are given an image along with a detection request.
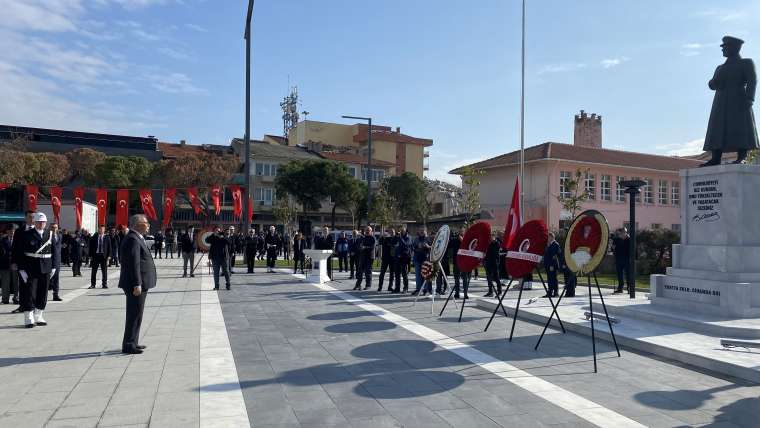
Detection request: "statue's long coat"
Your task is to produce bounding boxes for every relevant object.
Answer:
[703,57,759,152]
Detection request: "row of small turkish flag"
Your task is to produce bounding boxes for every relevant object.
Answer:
[15,184,252,230]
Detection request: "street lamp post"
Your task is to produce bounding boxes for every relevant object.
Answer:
[621,179,646,299]
[243,0,255,234]
[342,115,372,225]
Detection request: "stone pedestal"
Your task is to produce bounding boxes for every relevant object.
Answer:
[304,249,333,285]
[651,164,760,318]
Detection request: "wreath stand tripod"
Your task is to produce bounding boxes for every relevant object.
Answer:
[534,271,620,373]
[438,269,468,322]
[483,268,566,342]
[413,260,452,315]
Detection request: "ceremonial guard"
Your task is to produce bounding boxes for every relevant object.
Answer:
[19,212,55,328]
[292,232,306,274]
[378,229,397,292]
[180,225,196,277]
[153,230,164,259]
[244,228,259,273]
[208,227,231,290]
[49,223,62,302]
[393,227,413,293]
[353,226,376,290]
[315,226,335,280]
[264,226,281,273]
[225,226,236,274]
[543,232,561,298]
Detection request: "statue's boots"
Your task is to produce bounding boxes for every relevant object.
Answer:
[699,150,722,167]
[733,149,748,165]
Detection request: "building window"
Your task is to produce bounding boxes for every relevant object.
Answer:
[616,176,626,202]
[643,179,654,204]
[559,171,572,199]
[671,224,681,232]
[585,172,596,200]
[651,223,662,229]
[348,166,357,178]
[632,177,642,203]
[254,187,276,205]
[361,168,385,182]
[658,180,668,205]
[600,175,611,201]
[671,181,680,206]
[255,163,278,177]
[433,203,444,215]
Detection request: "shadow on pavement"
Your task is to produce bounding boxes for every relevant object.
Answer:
[0,350,123,367]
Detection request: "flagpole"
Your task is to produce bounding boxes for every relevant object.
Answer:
[519,0,526,220]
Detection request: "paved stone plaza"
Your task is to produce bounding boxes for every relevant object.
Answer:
[1,259,759,427]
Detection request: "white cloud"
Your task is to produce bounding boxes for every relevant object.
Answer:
[600,56,630,69]
[0,0,85,32]
[538,62,587,75]
[656,138,705,157]
[680,42,712,57]
[694,9,748,22]
[158,46,192,60]
[426,155,488,186]
[185,23,208,33]
[147,72,204,94]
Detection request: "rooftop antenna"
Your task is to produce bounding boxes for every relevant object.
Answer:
[280,85,300,137]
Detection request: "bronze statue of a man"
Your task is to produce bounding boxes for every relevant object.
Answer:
[701,36,758,167]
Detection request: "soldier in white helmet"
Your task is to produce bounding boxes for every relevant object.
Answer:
[18,212,55,328]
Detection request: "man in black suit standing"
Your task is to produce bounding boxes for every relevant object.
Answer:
[180,225,196,278]
[208,226,230,290]
[119,214,156,354]
[18,212,55,328]
[10,210,35,314]
[89,225,111,289]
[48,223,62,302]
[315,226,335,280]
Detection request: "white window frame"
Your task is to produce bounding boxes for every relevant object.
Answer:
[560,171,572,199]
[671,181,680,206]
[585,172,596,200]
[600,175,611,201]
[616,176,626,202]
[658,180,668,205]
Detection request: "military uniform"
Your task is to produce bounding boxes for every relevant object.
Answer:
[19,225,54,327]
[265,231,281,272]
[244,233,259,273]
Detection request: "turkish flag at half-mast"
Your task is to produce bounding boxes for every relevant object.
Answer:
[210,185,222,216]
[26,184,38,211]
[248,198,254,224]
[116,189,129,228]
[73,187,85,230]
[139,189,158,221]
[502,178,522,250]
[96,188,108,226]
[163,188,176,228]
[186,187,202,215]
[50,187,63,225]
[229,185,242,219]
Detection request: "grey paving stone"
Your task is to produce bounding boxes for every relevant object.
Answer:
[44,417,100,428]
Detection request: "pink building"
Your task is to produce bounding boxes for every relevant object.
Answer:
[451,111,702,232]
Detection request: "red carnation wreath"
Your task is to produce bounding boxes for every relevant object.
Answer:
[505,220,548,279]
[456,221,491,273]
[564,210,609,275]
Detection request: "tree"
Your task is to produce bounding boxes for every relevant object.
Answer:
[67,148,106,185]
[345,181,368,229]
[0,150,28,185]
[275,160,333,215]
[326,163,364,228]
[384,172,425,219]
[34,153,70,186]
[637,228,680,275]
[416,179,436,227]
[94,156,155,188]
[368,185,394,230]
[154,152,236,188]
[273,197,299,234]
[459,165,484,227]
[557,168,589,224]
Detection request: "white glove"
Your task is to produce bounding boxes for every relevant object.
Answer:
[19,271,28,283]
[51,268,57,278]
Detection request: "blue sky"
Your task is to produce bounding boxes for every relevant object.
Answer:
[1,1,758,184]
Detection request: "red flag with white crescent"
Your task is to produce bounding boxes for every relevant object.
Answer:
[26,184,38,211]
[502,178,521,251]
[116,189,129,228]
[50,186,63,225]
[73,187,85,230]
[0,183,8,191]
[139,189,158,221]
[163,188,176,228]
[229,185,242,219]
[211,185,221,216]
[96,188,108,226]
[248,198,254,223]
[187,187,202,215]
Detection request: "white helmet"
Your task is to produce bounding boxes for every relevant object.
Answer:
[33,212,47,223]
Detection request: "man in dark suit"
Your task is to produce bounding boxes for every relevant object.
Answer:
[264,226,281,273]
[89,225,111,289]
[208,226,230,290]
[180,225,196,278]
[225,226,236,274]
[543,232,561,298]
[244,228,259,274]
[10,210,35,314]
[48,223,63,302]
[18,212,55,328]
[119,214,156,354]
[315,226,335,280]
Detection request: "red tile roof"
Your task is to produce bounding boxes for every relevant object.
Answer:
[449,142,702,174]
[319,152,395,167]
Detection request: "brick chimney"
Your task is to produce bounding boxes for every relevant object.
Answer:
[573,110,602,148]
[180,139,186,146]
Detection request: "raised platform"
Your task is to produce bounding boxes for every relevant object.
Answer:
[473,287,760,384]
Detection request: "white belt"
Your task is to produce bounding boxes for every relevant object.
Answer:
[25,253,52,259]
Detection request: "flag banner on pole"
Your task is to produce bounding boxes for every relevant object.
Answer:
[50,186,63,225]
[26,184,38,211]
[163,188,176,228]
[229,185,242,219]
[187,187,202,215]
[116,189,129,228]
[0,183,8,191]
[96,188,108,226]
[139,189,158,221]
[502,178,522,250]
[248,198,254,223]
[73,187,85,230]
[211,185,221,216]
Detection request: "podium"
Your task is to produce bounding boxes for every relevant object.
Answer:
[304,249,333,284]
